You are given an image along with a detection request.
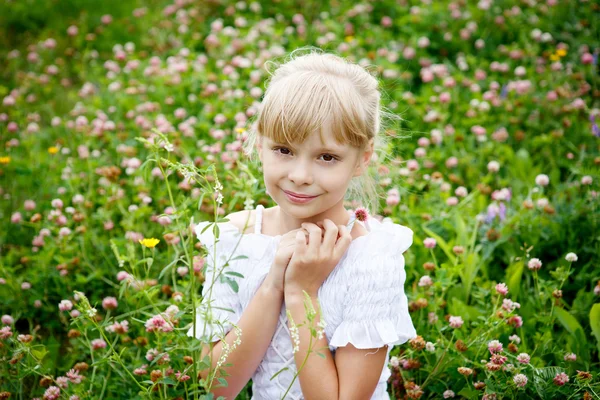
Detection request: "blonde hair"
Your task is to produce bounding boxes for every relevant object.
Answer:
[243,48,398,215]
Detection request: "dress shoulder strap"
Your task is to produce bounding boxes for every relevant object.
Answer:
[254,204,264,234]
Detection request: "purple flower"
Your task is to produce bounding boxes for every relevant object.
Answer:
[485,202,506,223]
[500,84,508,99]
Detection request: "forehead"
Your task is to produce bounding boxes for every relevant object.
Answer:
[265,128,350,152]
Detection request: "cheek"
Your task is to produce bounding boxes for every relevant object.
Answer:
[321,173,349,191]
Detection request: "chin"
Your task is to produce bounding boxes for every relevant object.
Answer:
[281,200,332,219]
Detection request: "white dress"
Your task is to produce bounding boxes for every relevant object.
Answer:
[187,205,417,400]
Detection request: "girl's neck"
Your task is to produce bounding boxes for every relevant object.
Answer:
[264,203,352,236]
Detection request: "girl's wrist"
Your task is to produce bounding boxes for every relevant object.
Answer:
[284,285,317,300]
[260,277,285,297]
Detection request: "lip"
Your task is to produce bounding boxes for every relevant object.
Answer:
[283,190,318,198]
[283,190,320,204]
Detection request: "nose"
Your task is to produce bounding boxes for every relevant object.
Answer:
[287,159,313,186]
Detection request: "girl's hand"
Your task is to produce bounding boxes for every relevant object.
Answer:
[284,219,353,296]
[264,228,307,295]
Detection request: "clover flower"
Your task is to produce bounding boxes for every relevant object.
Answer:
[517,353,530,364]
[495,283,509,296]
[449,316,464,328]
[527,258,542,271]
[488,340,503,354]
[347,207,369,231]
[59,300,73,312]
[553,372,569,386]
[91,339,107,350]
[102,297,118,310]
[0,326,13,340]
[423,238,437,249]
[565,252,578,262]
[43,386,61,400]
[144,314,173,333]
[513,373,528,387]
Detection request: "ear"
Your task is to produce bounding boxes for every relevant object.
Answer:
[353,138,374,177]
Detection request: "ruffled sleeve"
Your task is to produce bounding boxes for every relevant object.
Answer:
[187,220,245,342]
[329,219,417,349]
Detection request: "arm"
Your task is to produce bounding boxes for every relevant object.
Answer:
[200,209,298,398]
[285,292,387,400]
[285,290,387,400]
[200,280,283,399]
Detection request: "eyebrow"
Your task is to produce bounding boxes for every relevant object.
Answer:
[271,141,345,153]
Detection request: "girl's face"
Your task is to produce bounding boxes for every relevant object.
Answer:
[257,128,373,221]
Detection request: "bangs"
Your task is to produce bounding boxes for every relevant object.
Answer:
[257,72,370,148]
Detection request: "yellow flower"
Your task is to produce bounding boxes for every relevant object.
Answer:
[556,48,567,57]
[139,238,160,248]
[48,146,59,154]
[345,36,354,43]
[0,156,10,164]
[549,53,560,61]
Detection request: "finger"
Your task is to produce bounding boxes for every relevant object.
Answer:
[295,231,307,256]
[302,228,310,245]
[321,219,339,252]
[333,224,353,259]
[301,222,323,254]
[315,221,326,239]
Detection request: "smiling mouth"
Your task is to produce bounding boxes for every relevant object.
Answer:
[282,189,321,204]
[283,190,319,198]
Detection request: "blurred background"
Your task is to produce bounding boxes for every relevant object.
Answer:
[0,0,599,399]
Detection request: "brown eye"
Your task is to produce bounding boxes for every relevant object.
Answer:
[273,147,291,155]
[320,154,338,163]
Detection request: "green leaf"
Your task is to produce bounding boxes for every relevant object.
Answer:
[216,377,229,387]
[554,307,586,344]
[448,297,482,321]
[201,222,214,234]
[458,253,481,302]
[31,348,48,361]
[453,213,468,247]
[197,192,206,211]
[158,257,181,280]
[457,386,479,400]
[505,261,524,300]
[161,377,177,385]
[222,277,239,293]
[224,271,245,278]
[590,304,600,352]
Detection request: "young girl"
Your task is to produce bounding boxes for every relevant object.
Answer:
[188,50,416,400]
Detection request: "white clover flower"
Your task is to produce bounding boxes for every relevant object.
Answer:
[565,252,578,262]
